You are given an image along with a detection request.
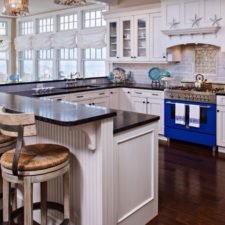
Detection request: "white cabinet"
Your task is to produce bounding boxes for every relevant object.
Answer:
[105,10,153,62]
[217,96,225,150]
[131,89,164,135]
[108,88,119,109]
[44,94,68,102]
[69,90,110,107]
[119,88,132,111]
[107,19,120,60]
[150,13,166,62]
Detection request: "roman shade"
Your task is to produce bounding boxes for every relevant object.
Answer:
[14,36,32,51]
[77,27,106,49]
[52,31,77,49]
[31,34,52,50]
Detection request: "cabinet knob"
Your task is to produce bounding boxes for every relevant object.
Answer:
[131,56,133,59]
[110,92,113,94]
[116,56,119,59]
[143,101,146,104]
[133,56,136,59]
[127,91,130,94]
[147,102,150,104]
[217,110,220,112]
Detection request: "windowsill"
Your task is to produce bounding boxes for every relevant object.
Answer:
[0,76,107,87]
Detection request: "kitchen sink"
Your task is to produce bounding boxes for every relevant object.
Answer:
[60,85,101,90]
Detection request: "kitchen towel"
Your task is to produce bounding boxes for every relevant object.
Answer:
[189,104,200,128]
[175,103,186,125]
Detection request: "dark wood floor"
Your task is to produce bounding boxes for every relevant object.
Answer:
[1,140,225,225]
[148,140,225,225]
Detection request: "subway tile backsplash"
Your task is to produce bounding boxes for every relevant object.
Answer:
[114,45,225,85]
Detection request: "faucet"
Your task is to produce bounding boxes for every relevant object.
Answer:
[65,72,81,87]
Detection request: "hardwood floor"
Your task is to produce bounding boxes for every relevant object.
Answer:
[148,140,225,225]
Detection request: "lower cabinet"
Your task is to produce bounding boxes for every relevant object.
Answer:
[217,104,225,148]
[131,90,164,135]
[109,88,119,109]
[119,88,132,111]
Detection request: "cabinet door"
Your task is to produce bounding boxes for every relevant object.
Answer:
[147,98,164,134]
[91,97,109,107]
[150,13,166,62]
[120,17,134,60]
[217,106,225,147]
[107,19,120,60]
[133,15,150,61]
[109,89,119,109]
[132,96,147,114]
[119,88,132,111]
[45,94,68,102]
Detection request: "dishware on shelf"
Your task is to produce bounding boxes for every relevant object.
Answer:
[148,67,161,82]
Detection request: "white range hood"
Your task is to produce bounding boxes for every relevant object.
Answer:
[161,0,225,52]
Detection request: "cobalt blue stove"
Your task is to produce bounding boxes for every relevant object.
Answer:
[164,87,218,148]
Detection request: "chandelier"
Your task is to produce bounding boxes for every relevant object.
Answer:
[2,0,29,16]
[54,0,87,6]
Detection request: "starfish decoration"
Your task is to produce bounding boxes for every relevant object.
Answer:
[190,14,202,28]
[169,18,180,29]
[210,14,222,27]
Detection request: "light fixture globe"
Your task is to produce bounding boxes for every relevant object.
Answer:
[2,0,29,16]
[54,0,86,6]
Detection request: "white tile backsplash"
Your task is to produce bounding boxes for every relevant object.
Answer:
[114,45,225,85]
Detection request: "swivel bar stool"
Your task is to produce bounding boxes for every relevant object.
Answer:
[0,107,70,225]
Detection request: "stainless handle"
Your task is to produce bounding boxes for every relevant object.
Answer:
[165,101,211,109]
[76,95,84,98]
[99,93,105,95]
[135,92,142,95]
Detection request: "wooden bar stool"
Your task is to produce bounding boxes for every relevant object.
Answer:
[0,107,70,225]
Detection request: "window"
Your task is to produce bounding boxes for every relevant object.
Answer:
[58,48,77,78]
[0,51,8,83]
[84,10,106,28]
[37,49,54,80]
[38,17,54,33]
[58,14,78,31]
[0,22,7,36]
[19,21,34,36]
[18,50,34,82]
[83,48,106,78]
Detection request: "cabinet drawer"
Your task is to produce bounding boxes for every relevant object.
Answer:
[131,89,164,99]
[217,96,225,106]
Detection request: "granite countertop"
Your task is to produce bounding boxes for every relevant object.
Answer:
[112,110,159,134]
[216,92,225,96]
[0,92,159,132]
[10,83,165,98]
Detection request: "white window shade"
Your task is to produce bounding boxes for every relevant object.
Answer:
[31,34,52,50]
[77,27,106,49]
[0,40,10,52]
[52,31,76,49]
[14,36,32,51]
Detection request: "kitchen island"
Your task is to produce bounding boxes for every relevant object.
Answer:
[0,93,159,225]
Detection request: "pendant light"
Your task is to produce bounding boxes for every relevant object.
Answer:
[54,0,86,6]
[2,0,29,17]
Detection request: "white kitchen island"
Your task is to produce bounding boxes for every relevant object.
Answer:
[0,93,159,225]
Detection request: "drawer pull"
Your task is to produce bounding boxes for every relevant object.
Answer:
[56,99,63,101]
[76,96,84,98]
[99,93,105,95]
[152,94,159,96]
[135,92,142,95]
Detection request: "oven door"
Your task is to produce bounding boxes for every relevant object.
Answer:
[164,99,216,135]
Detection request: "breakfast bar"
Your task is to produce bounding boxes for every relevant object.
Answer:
[0,92,159,225]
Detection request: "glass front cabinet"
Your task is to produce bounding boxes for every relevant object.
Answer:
[107,14,150,62]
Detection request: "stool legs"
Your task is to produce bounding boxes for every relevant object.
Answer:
[24,177,33,225]
[63,170,70,220]
[3,178,10,224]
[41,182,47,225]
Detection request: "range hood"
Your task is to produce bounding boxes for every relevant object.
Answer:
[161,0,225,52]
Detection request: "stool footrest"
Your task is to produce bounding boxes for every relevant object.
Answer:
[11,201,65,221]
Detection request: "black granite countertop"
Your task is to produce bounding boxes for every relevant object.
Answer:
[216,92,225,96]
[112,110,159,134]
[0,92,159,132]
[10,83,165,98]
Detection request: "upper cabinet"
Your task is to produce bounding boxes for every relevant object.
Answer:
[104,5,166,63]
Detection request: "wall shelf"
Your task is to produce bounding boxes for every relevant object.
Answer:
[162,26,221,37]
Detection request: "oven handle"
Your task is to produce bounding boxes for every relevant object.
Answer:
[165,101,211,109]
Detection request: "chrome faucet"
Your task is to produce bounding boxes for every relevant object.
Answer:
[65,72,81,88]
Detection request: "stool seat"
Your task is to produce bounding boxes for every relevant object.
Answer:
[1,144,70,172]
[0,133,16,145]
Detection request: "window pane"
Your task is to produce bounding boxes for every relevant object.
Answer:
[0,22,7,36]
[85,61,105,78]
[58,13,78,31]
[38,17,53,33]
[84,10,106,28]
[19,21,34,35]
[59,61,77,78]
[38,61,53,80]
